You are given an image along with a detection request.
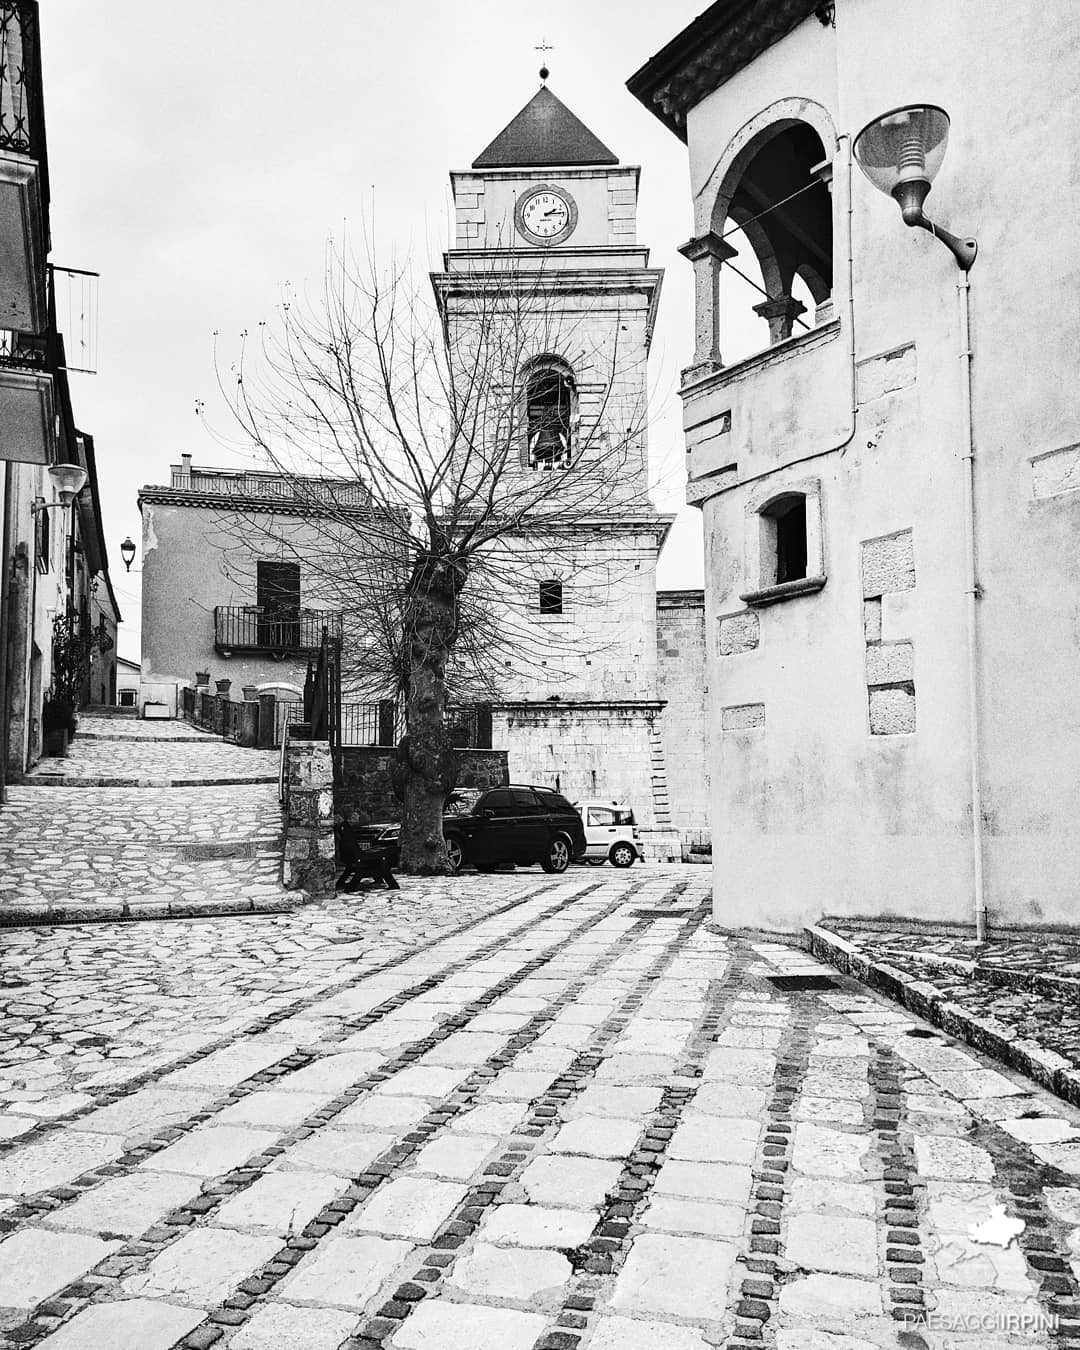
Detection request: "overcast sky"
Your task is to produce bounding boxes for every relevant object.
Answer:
[43,1,717,660]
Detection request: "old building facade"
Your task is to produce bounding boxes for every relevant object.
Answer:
[0,2,120,783]
[631,0,1080,927]
[137,457,368,715]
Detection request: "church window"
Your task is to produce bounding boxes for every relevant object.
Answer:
[539,579,563,615]
[526,366,574,469]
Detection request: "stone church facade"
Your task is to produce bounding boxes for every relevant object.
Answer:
[433,82,708,856]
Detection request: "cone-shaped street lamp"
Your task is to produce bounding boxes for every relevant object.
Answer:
[853,104,977,270]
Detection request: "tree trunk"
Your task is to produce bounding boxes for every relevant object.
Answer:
[397,553,465,874]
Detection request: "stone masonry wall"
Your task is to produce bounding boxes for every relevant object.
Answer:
[494,703,659,826]
[336,748,510,824]
[282,739,336,897]
[657,591,711,845]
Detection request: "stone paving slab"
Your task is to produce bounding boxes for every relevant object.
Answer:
[27,722,279,784]
[76,715,219,742]
[3,875,1080,1347]
[810,922,1080,1110]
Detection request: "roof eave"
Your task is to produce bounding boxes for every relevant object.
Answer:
[626,0,823,141]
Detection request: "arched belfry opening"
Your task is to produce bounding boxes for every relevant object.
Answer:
[524,359,575,469]
[718,120,833,349]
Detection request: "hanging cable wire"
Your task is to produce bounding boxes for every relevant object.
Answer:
[719,177,823,244]
[720,254,813,333]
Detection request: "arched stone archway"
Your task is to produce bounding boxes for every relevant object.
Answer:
[683,99,837,365]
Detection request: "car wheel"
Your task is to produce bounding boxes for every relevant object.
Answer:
[445,837,464,873]
[541,836,571,874]
[609,842,637,869]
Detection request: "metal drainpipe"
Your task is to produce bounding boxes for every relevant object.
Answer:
[958,271,986,942]
[0,462,12,805]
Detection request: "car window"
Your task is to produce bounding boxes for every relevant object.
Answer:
[445,789,481,817]
[588,806,615,826]
[510,788,541,812]
[480,789,515,814]
[613,809,635,826]
[537,791,575,813]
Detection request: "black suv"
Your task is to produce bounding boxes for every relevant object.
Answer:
[444,785,586,874]
[346,786,586,874]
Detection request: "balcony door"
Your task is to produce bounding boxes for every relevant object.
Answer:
[257,561,300,651]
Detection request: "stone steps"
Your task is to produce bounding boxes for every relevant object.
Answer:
[2,716,293,925]
[647,726,673,830]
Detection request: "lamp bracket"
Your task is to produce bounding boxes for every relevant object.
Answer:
[891,179,976,270]
[920,217,978,272]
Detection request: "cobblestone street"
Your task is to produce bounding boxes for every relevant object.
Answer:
[0,717,284,923]
[1,864,1080,1348]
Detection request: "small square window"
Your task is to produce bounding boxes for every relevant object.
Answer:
[539,580,563,615]
[739,480,826,607]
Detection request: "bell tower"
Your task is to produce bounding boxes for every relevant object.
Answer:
[431,78,675,831]
[436,79,663,503]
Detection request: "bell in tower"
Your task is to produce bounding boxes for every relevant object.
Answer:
[527,366,573,469]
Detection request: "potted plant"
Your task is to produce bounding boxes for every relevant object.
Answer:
[195,670,210,687]
[42,695,76,758]
[215,678,232,696]
[241,684,258,701]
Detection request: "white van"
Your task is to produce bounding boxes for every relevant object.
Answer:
[573,800,643,868]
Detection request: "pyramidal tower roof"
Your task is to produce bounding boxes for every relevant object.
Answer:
[472,85,618,169]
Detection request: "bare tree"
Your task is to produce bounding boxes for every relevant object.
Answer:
[213,239,660,873]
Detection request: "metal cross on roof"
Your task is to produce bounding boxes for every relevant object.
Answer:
[535,38,553,81]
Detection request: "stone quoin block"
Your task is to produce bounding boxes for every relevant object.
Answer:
[880,589,916,643]
[856,342,917,405]
[863,598,882,643]
[1030,442,1080,499]
[718,609,760,656]
[868,685,916,736]
[861,529,915,598]
[865,641,914,686]
[721,703,765,732]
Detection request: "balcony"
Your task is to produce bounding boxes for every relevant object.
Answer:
[0,2,48,336]
[0,324,50,462]
[214,606,343,657]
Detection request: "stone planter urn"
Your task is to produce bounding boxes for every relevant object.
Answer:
[241,684,258,701]
[215,678,232,696]
[195,671,210,688]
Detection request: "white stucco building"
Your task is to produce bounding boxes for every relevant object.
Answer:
[630,0,1080,929]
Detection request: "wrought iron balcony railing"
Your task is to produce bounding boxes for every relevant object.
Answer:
[0,3,48,197]
[0,325,45,370]
[214,606,343,655]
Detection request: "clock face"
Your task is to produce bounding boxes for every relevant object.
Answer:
[515,185,577,246]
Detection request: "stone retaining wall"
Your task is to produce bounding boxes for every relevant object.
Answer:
[336,747,509,823]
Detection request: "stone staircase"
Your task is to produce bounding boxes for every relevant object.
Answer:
[648,724,673,830]
[0,714,290,923]
[643,725,682,863]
